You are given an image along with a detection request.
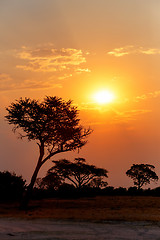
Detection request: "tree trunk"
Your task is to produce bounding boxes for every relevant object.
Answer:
[20,161,42,209]
[20,143,44,209]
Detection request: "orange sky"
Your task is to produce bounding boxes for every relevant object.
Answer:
[1,0,160,187]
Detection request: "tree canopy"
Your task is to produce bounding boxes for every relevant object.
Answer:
[126,164,158,189]
[5,96,91,151]
[5,96,92,207]
[46,157,108,189]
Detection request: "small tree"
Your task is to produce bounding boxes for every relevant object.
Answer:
[46,158,108,190]
[5,96,92,207]
[36,172,63,191]
[0,171,26,201]
[126,164,158,189]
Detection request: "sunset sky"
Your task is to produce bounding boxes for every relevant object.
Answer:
[1,0,160,188]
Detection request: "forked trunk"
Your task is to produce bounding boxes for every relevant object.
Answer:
[20,161,42,209]
[20,143,45,209]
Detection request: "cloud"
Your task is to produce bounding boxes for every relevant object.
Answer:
[108,46,134,57]
[134,91,160,102]
[16,46,89,73]
[76,68,91,73]
[108,46,160,57]
[112,109,151,123]
[18,79,62,91]
[78,100,151,126]
[0,73,13,91]
[0,73,62,92]
[0,73,12,83]
[82,108,151,127]
[58,74,73,80]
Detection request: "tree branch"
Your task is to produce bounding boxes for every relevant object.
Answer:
[66,176,78,188]
[41,148,71,165]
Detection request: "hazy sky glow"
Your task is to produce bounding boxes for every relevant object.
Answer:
[1,0,160,188]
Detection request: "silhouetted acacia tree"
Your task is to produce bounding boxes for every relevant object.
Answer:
[46,158,108,190]
[126,164,158,189]
[5,96,92,207]
[0,171,26,201]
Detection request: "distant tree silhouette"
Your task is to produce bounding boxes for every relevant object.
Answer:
[89,176,108,189]
[5,96,92,208]
[46,158,108,190]
[36,172,63,191]
[126,164,158,189]
[0,171,26,201]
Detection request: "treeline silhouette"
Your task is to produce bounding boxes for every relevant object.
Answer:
[32,185,160,199]
[32,161,160,199]
[0,160,160,202]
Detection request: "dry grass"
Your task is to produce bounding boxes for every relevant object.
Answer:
[1,196,160,222]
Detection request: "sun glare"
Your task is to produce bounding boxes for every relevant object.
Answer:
[93,90,115,104]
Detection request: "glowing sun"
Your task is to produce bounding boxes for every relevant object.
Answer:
[93,90,115,104]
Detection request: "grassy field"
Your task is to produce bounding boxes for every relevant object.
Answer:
[0,196,160,222]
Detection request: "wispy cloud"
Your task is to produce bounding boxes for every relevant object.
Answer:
[112,109,151,123]
[76,68,91,73]
[0,73,12,82]
[108,46,160,57]
[81,108,151,127]
[0,73,13,91]
[16,45,89,73]
[57,74,73,80]
[78,100,151,126]
[134,90,160,102]
[0,73,62,92]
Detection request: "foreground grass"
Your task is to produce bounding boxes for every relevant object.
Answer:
[0,196,160,222]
